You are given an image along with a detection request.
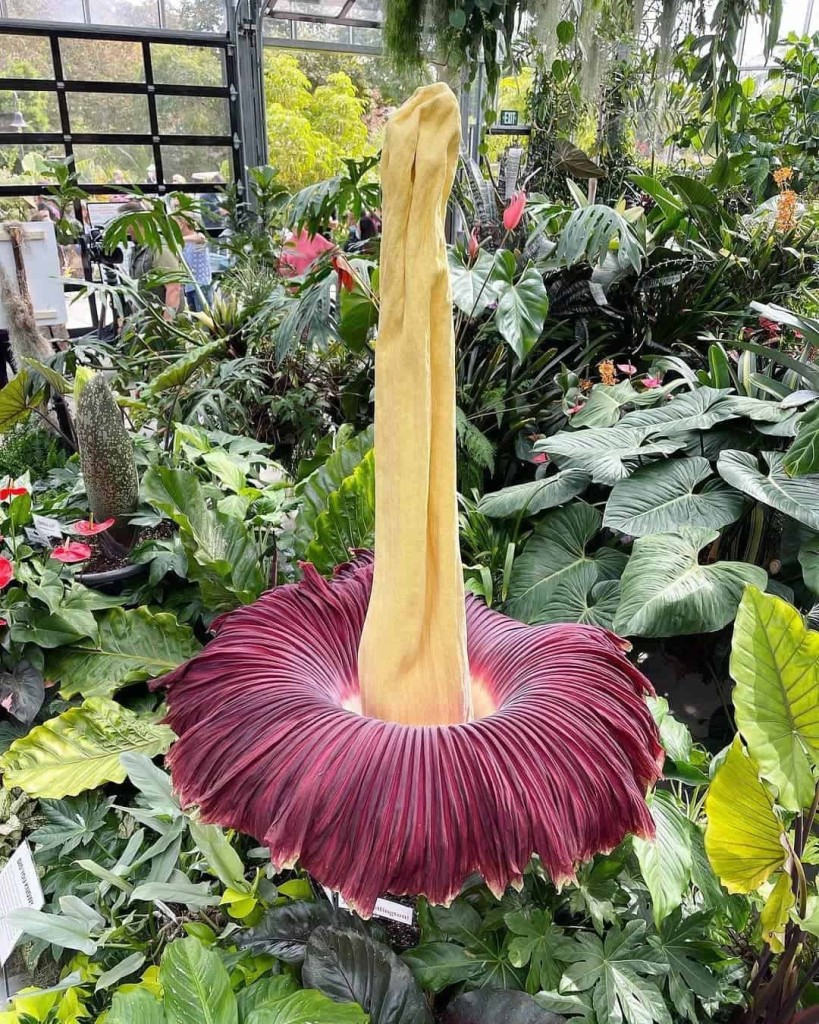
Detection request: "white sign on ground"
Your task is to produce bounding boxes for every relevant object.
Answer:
[0,842,44,966]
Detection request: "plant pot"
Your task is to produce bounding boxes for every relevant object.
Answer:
[77,562,146,595]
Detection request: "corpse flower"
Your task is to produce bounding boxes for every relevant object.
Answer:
[159,84,663,918]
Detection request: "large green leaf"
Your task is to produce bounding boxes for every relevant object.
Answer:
[613,529,767,638]
[303,927,432,1024]
[570,383,641,429]
[49,608,199,700]
[799,532,819,593]
[505,909,583,993]
[492,252,549,360]
[304,449,374,573]
[633,791,693,926]
[0,697,174,798]
[506,503,626,626]
[730,586,819,811]
[538,425,687,486]
[149,340,224,394]
[237,976,299,1021]
[160,937,237,1024]
[446,991,567,1024]
[716,449,819,530]
[477,469,590,518]
[559,920,671,1024]
[704,737,786,893]
[647,911,720,1020]
[0,370,46,433]
[784,402,819,476]
[294,427,374,558]
[247,989,368,1024]
[555,205,644,273]
[603,458,745,537]
[619,387,733,436]
[107,987,167,1024]
[448,249,499,317]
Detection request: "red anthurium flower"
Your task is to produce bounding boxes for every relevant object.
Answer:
[532,452,548,464]
[51,541,92,564]
[0,486,27,501]
[71,518,115,536]
[331,254,356,292]
[642,375,663,389]
[157,85,661,919]
[503,191,527,232]
[0,558,13,589]
[467,229,480,261]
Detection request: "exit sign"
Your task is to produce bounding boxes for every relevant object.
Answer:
[499,109,519,127]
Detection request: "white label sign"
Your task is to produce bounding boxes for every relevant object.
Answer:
[32,515,62,545]
[0,842,44,965]
[323,887,414,926]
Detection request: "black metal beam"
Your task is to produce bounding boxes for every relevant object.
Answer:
[266,10,381,27]
[0,18,229,46]
[0,79,230,98]
[0,182,225,196]
[0,132,233,146]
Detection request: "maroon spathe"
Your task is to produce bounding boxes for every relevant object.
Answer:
[157,558,663,917]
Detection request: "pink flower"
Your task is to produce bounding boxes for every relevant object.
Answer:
[567,402,584,414]
[642,376,663,389]
[71,518,115,536]
[758,316,781,337]
[532,452,549,464]
[617,363,637,376]
[468,229,480,261]
[0,486,27,501]
[279,230,335,277]
[503,191,527,232]
[0,558,13,588]
[51,541,92,564]
[0,619,8,628]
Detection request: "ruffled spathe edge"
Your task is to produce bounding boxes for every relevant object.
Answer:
[157,559,663,917]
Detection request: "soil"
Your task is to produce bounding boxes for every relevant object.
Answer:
[379,893,420,952]
[81,520,174,575]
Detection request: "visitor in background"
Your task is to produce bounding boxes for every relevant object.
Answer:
[358,211,378,240]
[344,211,360,249]
[179,216,213,312]
[117,200,183,318]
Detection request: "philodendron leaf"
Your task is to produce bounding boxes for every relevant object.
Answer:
[0,698,174,798]
[303,927,433,1024]
[238,902,374,965]
[0,660,45,725]
[506,503,626,627]
[799,533,819,593]
[444,990,567,1024]
[704,737,786,893]
[492,253,550,361]
[717,450,819,531]
[247,990,368,1024]
[160,937,237,1024]
[537,425,687,486]
[634,790,694,926]
[448,249,500,318]
[567,382,641,429]
[603,458,744,537]
[784,403,819,476]
[613,529,767,638]
[477,469,590,518]
[730,586,819,811]
[49,607,199,700]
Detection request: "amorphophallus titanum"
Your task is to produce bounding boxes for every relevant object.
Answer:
[158,84,663,917]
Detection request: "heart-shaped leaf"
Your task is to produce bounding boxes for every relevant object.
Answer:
[477,469,590,518]
[717,450,819,530]
[492,252,549,360]
[603,458,744,537]
[613,529,767,637]
[538,426,686,486]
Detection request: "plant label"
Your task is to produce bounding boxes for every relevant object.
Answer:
[32,516,62,545]
[323,886,414,925]
[24,529,45,547]
[0,841,44,965]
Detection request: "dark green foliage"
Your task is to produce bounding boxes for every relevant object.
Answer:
[0,423,67,481]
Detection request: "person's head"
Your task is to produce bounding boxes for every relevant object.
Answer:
[112,169,125,184]
[346,211,357,227]
[172,174,186,185]
[359,214,377,240]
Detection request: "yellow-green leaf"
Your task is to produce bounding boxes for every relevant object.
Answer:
[760,871,794,953]
[731,585,819,810]
[704,737,786,893]
[0,698,174,798]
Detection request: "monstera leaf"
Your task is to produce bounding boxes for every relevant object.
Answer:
[49,608,199,700]
[537,426,686,486]
[0,698,174,798]
[730,586,819,811]
[506,504,626,626]
[717,450,819,530]
[614,529,767,638]
[555,205,644,273]
[477,469,590,518]
[603,458,745,537]
[704,737,786,893]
